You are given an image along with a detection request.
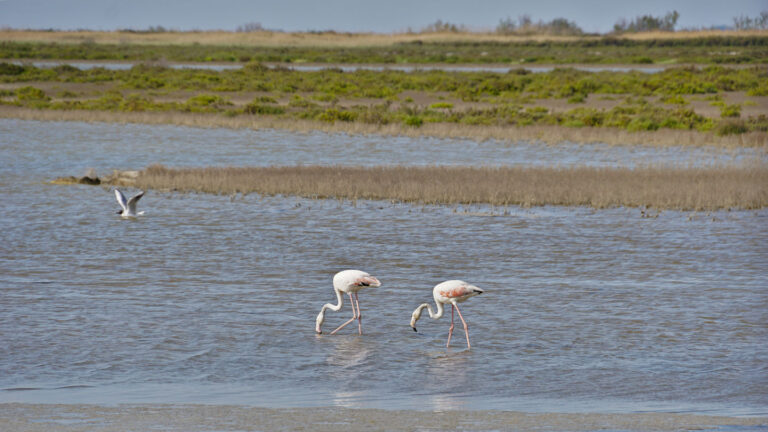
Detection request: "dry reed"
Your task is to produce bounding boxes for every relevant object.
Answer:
[2,106,766,148]
[131,164,768,210]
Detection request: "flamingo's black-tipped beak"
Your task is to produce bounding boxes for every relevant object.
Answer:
[412,326,417,332]
[116,210,122,214]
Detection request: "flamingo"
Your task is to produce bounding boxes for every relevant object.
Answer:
[410,280,484,349]
[315,269,382,335]
[114,188,145,217]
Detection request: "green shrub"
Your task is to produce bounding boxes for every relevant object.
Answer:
[567,93,586,104]
[356,105,392,125]
[0,62,25,75]
[565,107,603,126]
[88,91,124,110]
[244,103,285,115]
[662,95,688,105]
[16,86,50,101]
[56,90,79,98]
[746,81,768,96]
[715,119,748,135]
[288,95,317,108]
[720,103,741,118]
[119,94,153,112]
[745,114,768,132]
[316,108,357,122]
[244,62,269,73]
[404,115,423,127]
[429,102,454,109]
[253,95,278,104]
[626,117,659,132]
[312,93,339,103]
[186,94,232,107]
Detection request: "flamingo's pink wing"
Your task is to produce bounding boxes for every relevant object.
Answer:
[440,284,472,299]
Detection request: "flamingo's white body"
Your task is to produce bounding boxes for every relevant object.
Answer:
[114,189,145,217]
[315,269,382,335]
[410,280,484,349]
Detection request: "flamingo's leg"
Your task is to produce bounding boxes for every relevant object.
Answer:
[354,292,363,335]
[330,293,358,335]
[454,303,471,349]
[446,304,455,348]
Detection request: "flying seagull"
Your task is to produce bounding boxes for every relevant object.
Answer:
[114,188,145,217]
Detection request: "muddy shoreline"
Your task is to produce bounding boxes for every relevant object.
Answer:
[1,403,765,432]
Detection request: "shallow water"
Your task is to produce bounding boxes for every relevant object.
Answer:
[0,119,762,176]
[18,60,667,73]
[0,119,766,419]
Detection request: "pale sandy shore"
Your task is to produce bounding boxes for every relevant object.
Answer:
[1,404,766,432]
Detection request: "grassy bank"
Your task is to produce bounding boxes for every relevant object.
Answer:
[2,63,767,144]
[5,106,765,148]
[116,164,768,210]
[2,30,768,64]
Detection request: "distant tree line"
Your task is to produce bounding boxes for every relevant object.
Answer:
[114,10,768,35]
[420,19,467,33]
[236,22,264,33]
[418,10,767,36]
[733,12,768,30]
[613,11,679,33]
[495,15,582,36]
[118,25,178,33]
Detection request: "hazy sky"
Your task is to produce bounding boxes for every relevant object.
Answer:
[0,0,765,33]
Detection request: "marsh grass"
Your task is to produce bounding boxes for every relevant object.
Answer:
[3,63,767,138]
[4,106,766,147]
[2,30,767,65]
[131,164,768,210]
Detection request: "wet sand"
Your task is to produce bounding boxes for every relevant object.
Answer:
[1,403,766,432]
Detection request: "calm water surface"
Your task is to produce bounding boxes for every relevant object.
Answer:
[0,119,766,418]
[18,60,667,73]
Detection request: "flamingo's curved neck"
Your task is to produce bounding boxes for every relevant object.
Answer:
[418,299,445,320]
[322,288,344,314]
[316,288,344,332]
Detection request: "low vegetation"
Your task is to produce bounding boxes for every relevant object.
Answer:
[1,33,768,64]
[1,63,766,143]
[121,164,768,211]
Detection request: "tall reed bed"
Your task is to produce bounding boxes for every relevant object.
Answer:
[133,164,768,210]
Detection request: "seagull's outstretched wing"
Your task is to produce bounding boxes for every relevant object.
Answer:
[114,189,128,212]
[126,191,145,213]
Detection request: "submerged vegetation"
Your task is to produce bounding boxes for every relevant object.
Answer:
[118,164,768,211]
